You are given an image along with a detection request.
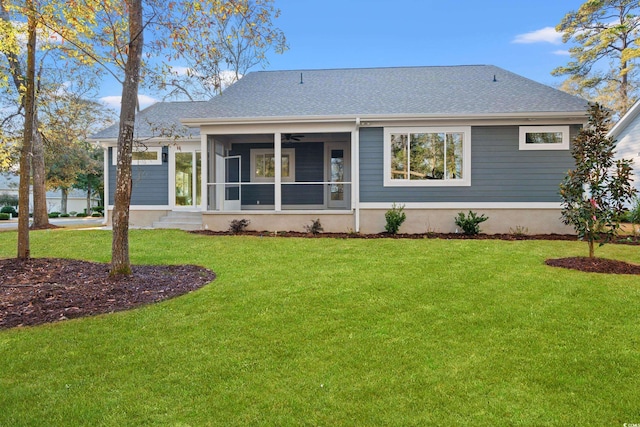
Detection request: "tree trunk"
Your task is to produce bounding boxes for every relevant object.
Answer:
[60,187,68,215]
[111,0,143,275]
[30,127,50,228]
[588,239,595,258]
[17,1,37,259]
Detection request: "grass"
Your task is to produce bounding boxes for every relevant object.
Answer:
[0,229,639,426]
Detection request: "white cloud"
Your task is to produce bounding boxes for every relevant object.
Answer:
[513,27,562,45]
[552,50,571,56]
[99,94,159,111]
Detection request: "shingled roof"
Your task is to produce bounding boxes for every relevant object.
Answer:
[182,65,588,122]
[91,101,205,140]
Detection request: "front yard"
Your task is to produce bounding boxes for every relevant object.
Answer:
[0,229,639,426]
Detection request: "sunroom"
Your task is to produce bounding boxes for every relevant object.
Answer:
[204,131,353,214]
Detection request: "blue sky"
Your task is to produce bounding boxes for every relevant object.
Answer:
[108,0,587,109]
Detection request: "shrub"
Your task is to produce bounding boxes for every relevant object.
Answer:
[76,213,87,218]
[0,193,18,207]
[304,218,323,235]
[509,225,529,236]
[384,203,406,234]
[0,213,10,220]
[91,212,102,217]
[229,219,250,234]
[93,206,104,214]
[60,213,70,218]
[48,212,60,218]
[455,211,488,235]
[1,206,17,216]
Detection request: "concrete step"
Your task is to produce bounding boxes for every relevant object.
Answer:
[152,211,202,231]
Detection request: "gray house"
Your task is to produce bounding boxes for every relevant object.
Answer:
[93,65,588,233]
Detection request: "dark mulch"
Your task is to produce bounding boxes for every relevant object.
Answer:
[192,229,584,241]
[0,258,215,330]
[545,257,640,274]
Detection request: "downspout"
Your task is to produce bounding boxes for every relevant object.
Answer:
[354,118,361,233]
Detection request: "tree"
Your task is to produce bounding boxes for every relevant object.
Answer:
[36,0,285,275]
[0,0,52,231]
[553,0,640,117]
[559,103,636,257]
[150,0,287,101]
[40,76,113,214]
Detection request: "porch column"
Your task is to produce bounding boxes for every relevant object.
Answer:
[274,132,282,211]
[200,132,208,211]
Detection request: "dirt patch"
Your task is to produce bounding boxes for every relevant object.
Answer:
[0,258,215,330]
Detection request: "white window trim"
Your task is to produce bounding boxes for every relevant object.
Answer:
[112,146,163,165]
[519,126,570,150]
[383,126,471,187]
[250,148,295,182]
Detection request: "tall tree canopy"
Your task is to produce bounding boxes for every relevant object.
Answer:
[553,0,640,117]
[34,0,286,274]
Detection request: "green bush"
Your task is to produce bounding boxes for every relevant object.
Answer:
[384,203,406,234]
[0,193,18,207]
[60,213,70,218]
[91,212,102,217]
[304,218,323,235]
[1,206,17,216]
[48,212,60,218]
[455,211,488,235]
[76,213,87,218]
[628,197,640,225]
[229,219,250,234]
[93,206,104,214]
[0,213,10,220]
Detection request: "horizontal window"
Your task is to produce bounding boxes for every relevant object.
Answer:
[112,147,163,165]
[384,127,471,187]
[519,126,570,150]
[250,148,295,182]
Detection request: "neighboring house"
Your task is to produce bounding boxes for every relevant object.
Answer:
[0,172,98,214]
[93,65,588,233]
[608,99,640,199]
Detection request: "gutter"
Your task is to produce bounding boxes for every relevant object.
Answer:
[181,111,589,127]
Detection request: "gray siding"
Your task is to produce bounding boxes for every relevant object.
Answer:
[108,147,169,205]
[230,141,324,206]
[359,126,579,203]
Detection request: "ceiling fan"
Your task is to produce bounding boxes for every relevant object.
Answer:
[282,133,304,142]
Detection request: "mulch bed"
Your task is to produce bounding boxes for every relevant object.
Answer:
[0,258,215,330]
[545,257,640,274]
[2,232,638,331]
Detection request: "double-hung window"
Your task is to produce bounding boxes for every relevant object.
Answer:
[384,127,471,186]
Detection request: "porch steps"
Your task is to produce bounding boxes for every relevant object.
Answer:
[152,211,203,231]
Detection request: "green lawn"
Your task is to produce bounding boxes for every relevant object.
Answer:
[0,229,639,426]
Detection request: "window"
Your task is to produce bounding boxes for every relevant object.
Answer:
[250,148,295,182]
[384,127,471,186]
[519,126,570,150]
[112,146,163,165]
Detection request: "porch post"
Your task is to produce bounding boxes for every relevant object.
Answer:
[200,132,208,211]
[274,132,282,211]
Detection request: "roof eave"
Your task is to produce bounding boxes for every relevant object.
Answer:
[181,111,589,127]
